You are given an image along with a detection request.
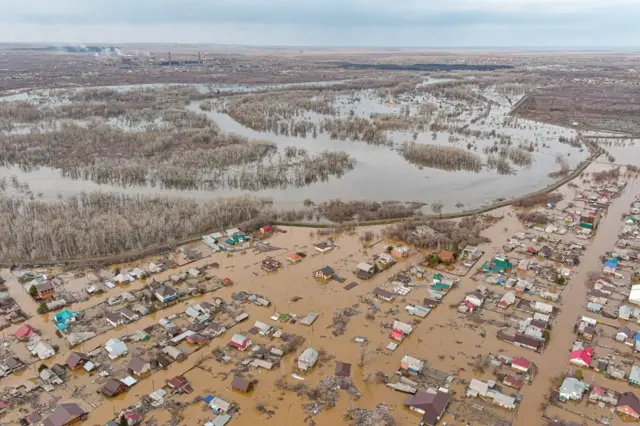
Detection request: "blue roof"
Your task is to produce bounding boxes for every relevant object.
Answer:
[604,260,617,268]
[203,395,214,403]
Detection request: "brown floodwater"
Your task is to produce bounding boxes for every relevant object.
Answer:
[2,163,636,426]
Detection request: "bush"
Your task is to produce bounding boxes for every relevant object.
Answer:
[37,302,48,314]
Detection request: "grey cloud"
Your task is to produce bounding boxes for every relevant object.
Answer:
[0,0,638,46]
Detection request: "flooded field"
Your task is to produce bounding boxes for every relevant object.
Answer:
[0,78,589,212]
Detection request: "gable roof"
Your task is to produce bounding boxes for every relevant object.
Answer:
[43,402,86,426]
[403,390,450,426]
[15,324,37,339]
[231,375,250,392]
[65,352,89,369]
[127,356,149,373]
[618,391,640,414]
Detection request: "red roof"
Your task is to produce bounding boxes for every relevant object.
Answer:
[511,357,531,370]
[527,247,536,253]
[0,401,6,410]
[167,376,188,389]
[504,375,523,389]
[464,300,475,310]
[591,385,605,396]
[15,324,37,340]
[570,348,593,365]
[261,225,273,233]
[124,412,141,421]
[390,329,405,340]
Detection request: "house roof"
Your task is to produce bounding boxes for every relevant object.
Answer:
[127,356,149,373]
[514,334,542,349]
[43,403,86,426]
[618,392,640,414]
[317,266,335,276]
[36,280,54,292]
[619,326,633,336]
[167,376,188,389]
[65,352,89,369]
[374,287,394,299]
[101,379,125,396]
[403,390,450,426]
[335,361,352,377]
[156,285,177,297]
[231,375,250,392]
[105,338,128,356]
[15,324,37,339]
[5,356,23,369]
[570,348,593,365]
[439,250,455,262]
[105,312,123,324]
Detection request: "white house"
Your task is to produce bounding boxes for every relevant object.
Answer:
[465,290,485,307]
[31,341,55,360]
[617,326,633,342]
[532,301,554,314]
[393,320,414,336]
[559,377,588,401]
[630,286,640,306]
[298,348,319,371]
[105,338,128,360]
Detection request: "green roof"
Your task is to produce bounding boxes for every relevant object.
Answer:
[482,258,512,273]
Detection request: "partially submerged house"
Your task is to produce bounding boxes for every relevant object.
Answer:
[65,352,89,370]
[298,348,319,371]
[401,355,425,375]
[617,392,640,419]
[15,324,38,341]
[559,377,589,402]
[154,285,178,304]
[100,378,127,397]
[127,356,152,377]
[403,388,451,426]
[231,375,251,393]
[31,340,56,360]
[42,402,87,426]
[229,334,251,351]
[374,287,395,302]
[105,338,128,360]
[570,347,593,368]
[335,361,352,377]
[314,266,335,281]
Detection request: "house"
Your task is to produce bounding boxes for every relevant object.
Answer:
[391,246,410,258]
[514,334,543,351]
[465,291,485,307]
[532,301,554,314]
[231,375,251,393]
[42,402,87,426]
[335,361,351,377]
[287,253,303,264]
[259,225,274,236]
[167,376,193,393]
[254,321,271,336]
[15,324,38,341]
[559,377,589,401]
[101,378,127,397]
[630,365,640,387]
[105,312,125,328]
[127,356,151,377]
[498,292,516,309]
[438,250,455,264]
[261,257,281,272]
[570,348,593,368]
[589,386,619,406]
[314,241,333,253]
[314,266,335,281]
[620,305,633,320]
[65,352,89,370]
[618,326,633,342]
[154,285,178,304]
[229,334,251,351]
[404,389,451,426]
[463,245,480,258]
[355,262,376,279]
[32,340,56,360]
[298,348,319,371]
[401,355,425,375]
[503,375,523,389]
[511,357,532,373]
[617,392,640,419]
[118,308,139,322]
[1,356,25,375]
[105,338,128,359]
[374,287,395,302]
[209,396,231,413]
[36,281,55,299]
[161,346,185,361]
[482,257,513,274]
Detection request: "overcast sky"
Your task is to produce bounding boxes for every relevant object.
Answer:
[0,0,638,47]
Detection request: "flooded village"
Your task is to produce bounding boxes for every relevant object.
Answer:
[0,160,635,426]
